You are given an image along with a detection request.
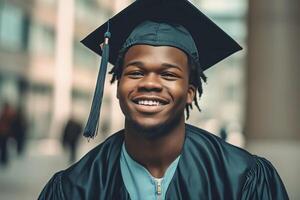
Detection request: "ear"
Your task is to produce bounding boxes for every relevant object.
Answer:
[186,84,196,104]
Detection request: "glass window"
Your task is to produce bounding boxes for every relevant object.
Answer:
[73,40,98,68]
[40,0,57,7]
[28,22,55,56]
[0,3,25,51]
[198,0,247,16]
[75,0,109,25]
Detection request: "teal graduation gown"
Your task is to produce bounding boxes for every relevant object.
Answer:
[38,124,289,200]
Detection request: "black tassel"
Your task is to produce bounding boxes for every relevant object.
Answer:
[83,23,111,138]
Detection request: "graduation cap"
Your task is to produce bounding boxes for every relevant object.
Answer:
[81,0,242,138]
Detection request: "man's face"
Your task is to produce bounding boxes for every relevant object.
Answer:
[117,44,195,136]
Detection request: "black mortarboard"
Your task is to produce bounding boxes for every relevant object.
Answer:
[81,0,242,138]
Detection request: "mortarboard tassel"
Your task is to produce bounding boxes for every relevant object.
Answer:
[83,22,111,138]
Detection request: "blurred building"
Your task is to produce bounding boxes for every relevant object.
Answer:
[188,0,247,145]
[0,0,132,138]
[0,0,31,108]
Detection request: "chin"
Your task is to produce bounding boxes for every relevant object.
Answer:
[135,125,169,139]
[132,118,164,130]
[126,114,183,139]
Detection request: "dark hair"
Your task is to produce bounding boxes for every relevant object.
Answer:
[109,48,207,119]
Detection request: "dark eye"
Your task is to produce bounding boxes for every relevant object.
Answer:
[126,71,144,78]
[161,72,178,80]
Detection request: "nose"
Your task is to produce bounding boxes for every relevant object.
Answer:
[137,73,163,92]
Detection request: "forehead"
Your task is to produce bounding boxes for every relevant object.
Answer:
[123,44,189,69]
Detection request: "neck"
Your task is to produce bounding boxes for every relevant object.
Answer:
[124,118,185,178]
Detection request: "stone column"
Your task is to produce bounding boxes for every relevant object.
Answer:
[246,0,300,140]
[49,0,74,137]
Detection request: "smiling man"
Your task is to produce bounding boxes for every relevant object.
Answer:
[39,0,288,199]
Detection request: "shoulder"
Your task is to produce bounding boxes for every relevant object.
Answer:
[185,123,255,167]
[62,130,124,181]
[184,124,288,199]
[63,129,124,177]
[184,124,256,186]
[241,156,289,199]
[39,130,125,199]
[38,171,65,200]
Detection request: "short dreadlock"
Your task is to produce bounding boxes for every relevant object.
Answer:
[109,48,207,119]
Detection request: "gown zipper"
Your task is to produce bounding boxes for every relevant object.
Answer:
[155,179,162,200]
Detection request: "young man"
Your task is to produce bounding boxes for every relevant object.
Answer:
[39,0,288,199]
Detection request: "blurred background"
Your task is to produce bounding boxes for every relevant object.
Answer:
[0,0,299,199]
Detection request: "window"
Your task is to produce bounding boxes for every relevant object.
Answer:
[0,3,27,51]
[73,40,98,68]
[29,22,55,56]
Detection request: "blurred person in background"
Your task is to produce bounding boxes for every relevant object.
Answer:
[61,117,82,163]
[39,0,288,199]
[0,102,16,166]
[219,125,228,141]
[11,106,28,156]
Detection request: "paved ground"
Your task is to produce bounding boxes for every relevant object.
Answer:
[0,138,101,200]
[0,138,299,200]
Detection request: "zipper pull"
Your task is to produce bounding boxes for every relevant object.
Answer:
[156,179,162,199]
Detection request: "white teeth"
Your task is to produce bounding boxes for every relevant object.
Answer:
[137,100,161,106]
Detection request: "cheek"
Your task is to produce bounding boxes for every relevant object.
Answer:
[168,82,189,101]
[117,85,129,114]
[117,79,134,102]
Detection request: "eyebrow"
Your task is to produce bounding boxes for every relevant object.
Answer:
[124,61,183,72]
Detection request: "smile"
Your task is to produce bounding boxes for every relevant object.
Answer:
[132,96,169,106]
[131,96,169,113]
[137,100,162,106]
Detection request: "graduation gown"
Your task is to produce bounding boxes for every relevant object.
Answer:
[39,124,288,200]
